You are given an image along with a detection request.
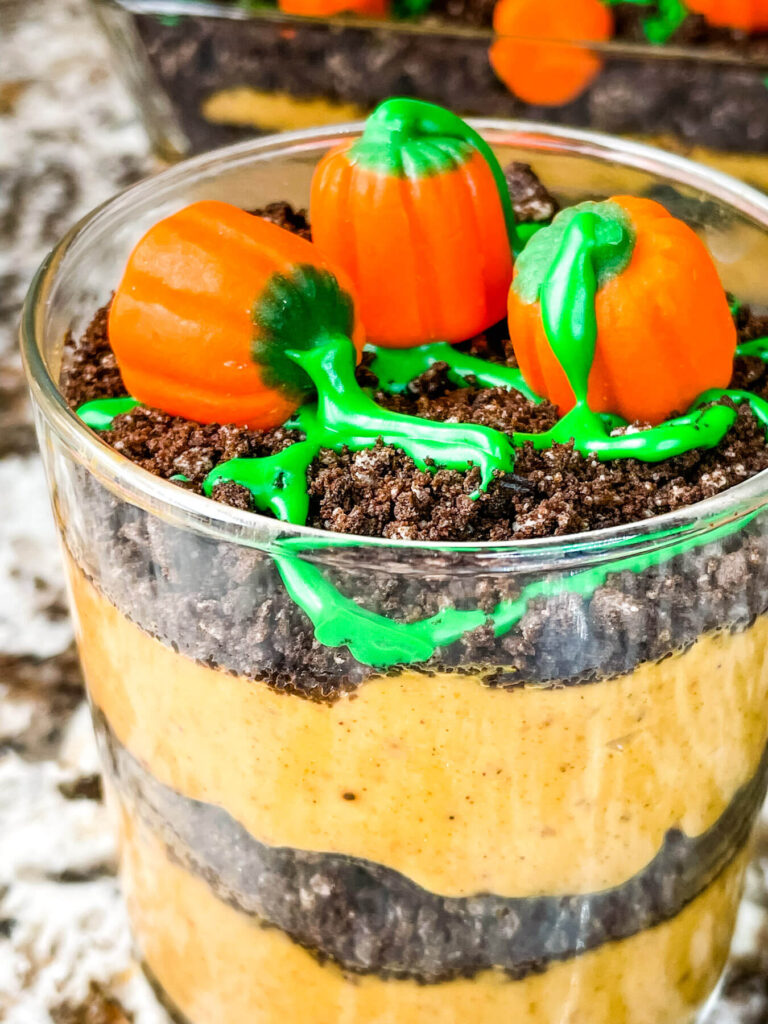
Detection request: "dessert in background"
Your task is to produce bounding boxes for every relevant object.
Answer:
[94,0,768,180]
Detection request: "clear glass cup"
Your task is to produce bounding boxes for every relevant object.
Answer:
[20,122,768,1024]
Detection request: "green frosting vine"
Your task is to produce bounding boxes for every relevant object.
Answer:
[207,337,515,511]
[205,433,319,525]
[270,507,759,668]
[513,404,737,462]
[693,388,768,434]
[275,545,487,667]
[77,396,140,429]
[368,341,542,401]
[737,336,768,362]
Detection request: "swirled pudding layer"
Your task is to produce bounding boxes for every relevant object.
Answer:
[70,568,768,899]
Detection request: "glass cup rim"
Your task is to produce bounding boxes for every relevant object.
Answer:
[20,117,768,571]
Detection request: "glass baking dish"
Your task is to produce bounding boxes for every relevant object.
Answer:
[92,0,768,181]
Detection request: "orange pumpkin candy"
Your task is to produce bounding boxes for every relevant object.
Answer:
[507,195,737,425]
[685,0,768,31]
[490,0,613,107]
[310,98,516,349]
[278,0,389,17]
[108,200,365,429]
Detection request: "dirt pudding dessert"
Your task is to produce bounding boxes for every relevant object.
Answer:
[21,101,768,1024]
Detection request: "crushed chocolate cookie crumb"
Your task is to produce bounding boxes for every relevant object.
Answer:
[250,201,312,240]
[100,410,299,489]
[505,162,560,223]
[60,305,124,408]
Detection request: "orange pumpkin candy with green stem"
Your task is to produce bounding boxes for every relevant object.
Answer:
[490,0,613,107]
[108,200,365,429]
[685,0,768,31]
[507,195,737,425]
[310,98,518,349]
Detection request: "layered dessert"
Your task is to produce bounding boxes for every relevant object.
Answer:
[45,101,768,1023]
[96,0,768,174]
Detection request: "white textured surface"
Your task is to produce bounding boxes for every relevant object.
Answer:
[0,457,72,658]
[0,746,164,1024]
[0,0,167,1019]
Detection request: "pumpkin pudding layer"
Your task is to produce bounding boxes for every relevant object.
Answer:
[50,112,768,1024]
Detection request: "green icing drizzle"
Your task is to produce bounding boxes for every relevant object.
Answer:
[694,388,768,434]
[602,0,687,44]
[349,98,522,255]
[368,341,542,401]
[275,547,487,667]
[736,336,768,362]
[297,338,514,489]
[76,396,140,429]
[206,337,516,516]
[271,505,760,667]
[516,222,548,245]
[513,404,737,462]
[205,434,319,524]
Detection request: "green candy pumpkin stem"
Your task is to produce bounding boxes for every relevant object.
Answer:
[359,98,523,256]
